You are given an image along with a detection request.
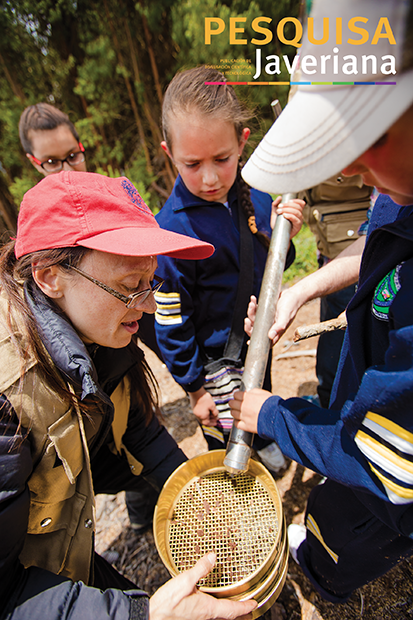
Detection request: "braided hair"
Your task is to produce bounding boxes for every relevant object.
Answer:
[236,161,270,250]
[162,66,270,248]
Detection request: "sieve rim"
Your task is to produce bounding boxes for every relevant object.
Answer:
[154,450,284,595]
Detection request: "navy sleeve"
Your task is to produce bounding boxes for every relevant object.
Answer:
[154,254,205,392]
[258,395,383,492]
[258,318,413,507]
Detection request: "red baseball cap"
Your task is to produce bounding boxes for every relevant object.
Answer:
[15,171,214,260]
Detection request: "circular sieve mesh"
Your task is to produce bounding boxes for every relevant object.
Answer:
[168,470,279,588]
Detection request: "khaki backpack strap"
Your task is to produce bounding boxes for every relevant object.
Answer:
[110,376,143,476]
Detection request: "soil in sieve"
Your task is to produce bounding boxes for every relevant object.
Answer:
[95,298,413,620]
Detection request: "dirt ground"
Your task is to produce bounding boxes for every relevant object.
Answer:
[95,298,413,619]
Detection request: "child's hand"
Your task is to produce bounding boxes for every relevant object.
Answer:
[244,295,258,339]
[189,388,219,426]
[245,287,303,346]
[229,388,273,434]
[271,196,305,240]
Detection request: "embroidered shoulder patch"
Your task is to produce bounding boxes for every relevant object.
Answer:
[372,263,403,321]
[121,179,151,214]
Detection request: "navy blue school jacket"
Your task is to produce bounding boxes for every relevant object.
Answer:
[154,176,295,392]
[258,196,413,535]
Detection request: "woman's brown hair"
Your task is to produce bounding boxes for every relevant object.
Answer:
[162,66,270,249]
[0,241,158,424]
[19,102,80,155]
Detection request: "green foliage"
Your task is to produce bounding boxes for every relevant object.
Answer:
[74,37,117,101]
[8,173,38,207]
[0,0,301,214]
[170,0,300,151]
[283,222,318,285]
[171,0,232,68]
[0,100,25,173]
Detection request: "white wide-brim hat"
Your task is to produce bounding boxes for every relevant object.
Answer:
[242,0,413,194]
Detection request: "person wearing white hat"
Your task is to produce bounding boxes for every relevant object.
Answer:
[230,0,413,603]
[242,0,413,196]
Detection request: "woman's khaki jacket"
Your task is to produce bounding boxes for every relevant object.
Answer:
[0,292,139,585]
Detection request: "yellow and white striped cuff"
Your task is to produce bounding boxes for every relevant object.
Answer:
[355,411,413,504]
[154,290,182,326]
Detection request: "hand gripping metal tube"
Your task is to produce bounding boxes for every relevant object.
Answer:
[224,193,296,474]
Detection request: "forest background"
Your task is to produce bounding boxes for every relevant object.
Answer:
[0,1,310,249]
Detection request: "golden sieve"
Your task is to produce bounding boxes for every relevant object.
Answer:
[153,450,288,618]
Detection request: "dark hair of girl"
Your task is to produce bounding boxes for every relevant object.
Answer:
[19,103,80,155]
[0,241,158,425]
[162,66,270,249]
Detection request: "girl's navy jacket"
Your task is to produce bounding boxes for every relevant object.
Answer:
[154,175,295,393]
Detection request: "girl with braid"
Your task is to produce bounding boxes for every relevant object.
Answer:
[155,67,304,470]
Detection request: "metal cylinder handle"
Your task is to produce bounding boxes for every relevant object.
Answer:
[224,194,296,474]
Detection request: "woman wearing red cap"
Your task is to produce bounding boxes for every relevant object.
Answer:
[0,171,256,620]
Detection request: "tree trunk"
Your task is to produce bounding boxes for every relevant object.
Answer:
[102,0,153,175]
[123,18,175,192]
[141,15,163,107]
[0,52,25,103]
[0,175,18,238]
[79,95,115,171]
